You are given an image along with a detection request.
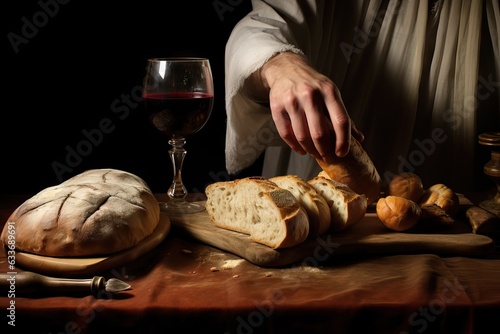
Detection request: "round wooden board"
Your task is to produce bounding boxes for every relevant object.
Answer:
[12,212,171,277]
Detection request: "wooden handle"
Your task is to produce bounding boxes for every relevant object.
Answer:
[0,271,99,295]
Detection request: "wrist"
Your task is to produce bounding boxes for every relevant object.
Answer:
[261,51,307,89]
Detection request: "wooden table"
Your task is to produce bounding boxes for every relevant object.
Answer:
[1,194,500,334]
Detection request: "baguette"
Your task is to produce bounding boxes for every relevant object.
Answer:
[308,176,367,232]
[316,135,381,205]
[205,177,309,249]
[270,175,331,238]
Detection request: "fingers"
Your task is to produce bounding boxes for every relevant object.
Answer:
[271,105,308,156]
[351,120,365,143]
[299,88,334,160]
[271,87,330,160]
[263,54,353,161]
[322,86,351,158]
[271,86,350,162]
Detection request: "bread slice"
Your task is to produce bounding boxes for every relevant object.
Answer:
[308,176,367,232]
[270,175,331,238]
[316,135,381,205]
[205,177,309,249]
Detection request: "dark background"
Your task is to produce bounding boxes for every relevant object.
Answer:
[2,1,498,197]
[2,0,256,195]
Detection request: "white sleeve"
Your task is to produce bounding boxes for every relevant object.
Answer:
[224,0,316,175]
[224,0,493,192]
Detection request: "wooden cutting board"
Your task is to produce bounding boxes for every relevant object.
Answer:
[12,212,171,277]
[170,202,495,267]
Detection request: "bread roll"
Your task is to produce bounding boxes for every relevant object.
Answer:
[205,177,309,249]
[376,196,421,232]
[387,172,424,202]
[308,176,367,232]
[419,183,459,217]
[1,169,160,257]
[271,175,331,238]
[316,136,381,205]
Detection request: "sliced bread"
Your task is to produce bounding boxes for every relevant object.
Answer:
[270,174,331,238]
[205,177,309,249]
[308,176,367,232]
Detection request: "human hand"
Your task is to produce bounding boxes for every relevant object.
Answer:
[259,52,363,163]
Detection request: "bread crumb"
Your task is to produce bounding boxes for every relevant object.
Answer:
[221,259,245,270]
[265,273,273,277]
[181,249,193,254]
[233,275,239,278]
[191,271,196,274]
[301,265,324,273]
[210,267,219,272]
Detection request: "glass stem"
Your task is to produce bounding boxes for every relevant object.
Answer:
[168,137,188,201]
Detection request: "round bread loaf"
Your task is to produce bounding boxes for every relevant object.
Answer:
[1,169,160,257]
[387,172,424,202]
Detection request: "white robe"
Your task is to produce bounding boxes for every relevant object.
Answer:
[225,0,500,192]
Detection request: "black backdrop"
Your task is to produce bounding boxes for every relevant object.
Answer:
[2,0,254,195]
[3,0,497,196]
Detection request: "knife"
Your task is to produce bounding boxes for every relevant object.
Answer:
[0,271,131,296]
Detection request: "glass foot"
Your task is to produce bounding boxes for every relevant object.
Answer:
[160,200,205,215]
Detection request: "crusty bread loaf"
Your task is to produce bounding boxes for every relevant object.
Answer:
[270,175,331,238]
[387,172,424,203]
[376,196,422,232]
[419,183,459,217]
[308,176,367,232]
[316,136,381,205]
[205,177,309,249]
[465,205,500,235]
[1,169,160,257]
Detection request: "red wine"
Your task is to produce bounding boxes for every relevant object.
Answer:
[143,92,213,137]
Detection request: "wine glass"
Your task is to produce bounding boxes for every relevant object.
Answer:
[142,57,214,214]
